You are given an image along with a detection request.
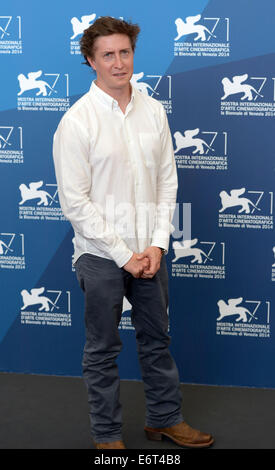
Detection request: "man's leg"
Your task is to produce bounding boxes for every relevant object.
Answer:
[125,256,184,428]
[75,253,125,444]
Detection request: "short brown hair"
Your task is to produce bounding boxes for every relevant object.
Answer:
[80,16,140,66]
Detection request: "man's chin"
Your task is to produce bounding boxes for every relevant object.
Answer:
[111,79,131,90]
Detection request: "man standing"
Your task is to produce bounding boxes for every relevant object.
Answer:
[53,16,213,450]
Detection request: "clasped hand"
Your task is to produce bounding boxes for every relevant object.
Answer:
[123,246,163,279]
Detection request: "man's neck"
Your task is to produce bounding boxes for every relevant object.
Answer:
[95,80,131,114]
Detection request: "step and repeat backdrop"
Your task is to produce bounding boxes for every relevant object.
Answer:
[0,0,275,388]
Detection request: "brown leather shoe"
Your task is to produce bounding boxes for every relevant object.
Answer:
[144,421,214,448]
[94,440,126,449]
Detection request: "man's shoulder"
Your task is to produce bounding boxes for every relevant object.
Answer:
[134,88,166,125]
[59,90,91,127]
[135,88,164,111]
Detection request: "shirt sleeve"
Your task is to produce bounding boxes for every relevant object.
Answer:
[52,116,133,268]
[151,104,178,252]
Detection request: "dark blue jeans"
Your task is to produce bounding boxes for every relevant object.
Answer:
[75,253,183,443]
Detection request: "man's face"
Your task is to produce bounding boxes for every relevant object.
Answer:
[88,33,134,96]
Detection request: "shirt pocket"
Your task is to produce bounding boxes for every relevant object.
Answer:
[138,132,160,168]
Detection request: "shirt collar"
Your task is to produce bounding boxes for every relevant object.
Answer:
[89,80,135,111]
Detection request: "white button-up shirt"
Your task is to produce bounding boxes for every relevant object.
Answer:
[53,81,178,268]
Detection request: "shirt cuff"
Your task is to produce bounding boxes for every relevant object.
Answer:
[109,241,133,268]
[151,230,170,254]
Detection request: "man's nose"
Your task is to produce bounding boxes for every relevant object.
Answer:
[114,53,123,68]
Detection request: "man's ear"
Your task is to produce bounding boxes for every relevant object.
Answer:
[87,56,96,70]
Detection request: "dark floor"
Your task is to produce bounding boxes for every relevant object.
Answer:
[0,372,274,449]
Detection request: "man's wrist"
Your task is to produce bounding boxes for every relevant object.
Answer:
[157,247,165,256]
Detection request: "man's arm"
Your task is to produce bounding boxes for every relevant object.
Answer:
[138,104,178,278]
[151,103,178,251]
[53,116,134,268]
